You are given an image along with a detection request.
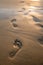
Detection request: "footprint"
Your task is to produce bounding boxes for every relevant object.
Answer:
[38,36,43,45]
[24,12,28,15]
[36,24,43,28]
[31,15,41,22]
[11,19,16,22]
[13,39,22,48]
[9,50,16,58]
[9,39,22,59]
[12,23,18,27]
[18,10,22,12]
[9,49,19,58]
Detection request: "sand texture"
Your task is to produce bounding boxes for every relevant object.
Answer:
[0,0,43,65]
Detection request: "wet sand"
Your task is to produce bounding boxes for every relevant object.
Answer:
[0,0,43,65]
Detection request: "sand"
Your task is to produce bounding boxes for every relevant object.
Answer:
[0,0,43,65]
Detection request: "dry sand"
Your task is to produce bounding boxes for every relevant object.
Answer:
[0,0,43,65]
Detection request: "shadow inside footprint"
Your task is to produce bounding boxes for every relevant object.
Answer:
[13,39,22,48]
[31,15,41,22]
[12,23,18,27]
[18,10,22,12]
[24,12,28,15]
[9,49,19,58]
[38,36,43,44]
[11,19,16,22]
[36,24,43,28]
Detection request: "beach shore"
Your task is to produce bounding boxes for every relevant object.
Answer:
[0,0,43,65]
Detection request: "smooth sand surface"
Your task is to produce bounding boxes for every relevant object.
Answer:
[0,0,43,65]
